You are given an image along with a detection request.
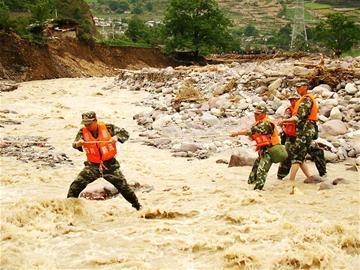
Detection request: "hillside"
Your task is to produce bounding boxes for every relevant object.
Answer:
[0,31,175,81]
[86,0,360,34]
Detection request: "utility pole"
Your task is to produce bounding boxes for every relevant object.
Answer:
[290,0,307,49]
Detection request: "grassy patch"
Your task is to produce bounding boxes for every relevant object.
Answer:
[99,38,150,48]
[305,3,332,10]
[342,48,360,57]
[283,8,319,23]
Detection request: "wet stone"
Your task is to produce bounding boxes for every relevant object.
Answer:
[0,136,73,167]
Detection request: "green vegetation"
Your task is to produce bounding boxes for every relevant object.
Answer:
[314,13,360,56]
[342,48,360,57]
[0,1,10,29]
[163,0,233,56]
[1,0,95,45]
[243,24,259,37]
[100,36,150,47]
[305,3,331,10]
[2,0,360,55]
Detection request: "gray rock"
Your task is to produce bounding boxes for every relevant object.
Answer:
[332,178,348,185]
[178,143,200,153]
[229,147,257,166]
[329,107,343,120]
[201,113,220,126]
[268,78,282,92]
[313,86,333,98]
[345,83,358,95]
[304,175,324,184]
[324,151,338,162]
[172,152,190,158]
[319,182,334,190]
[348,149,356,158]
[321,120,347,136]
[350,98,360,104]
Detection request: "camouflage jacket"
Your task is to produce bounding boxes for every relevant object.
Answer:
[72,123,129,151]
[248,120,274,152]
[249,121,274,136]
[296,97,317,138]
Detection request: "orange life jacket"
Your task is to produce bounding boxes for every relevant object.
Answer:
[251,117,280,151]
[283,105,297,137]
[82,122,117,163]
[293,93,318,121]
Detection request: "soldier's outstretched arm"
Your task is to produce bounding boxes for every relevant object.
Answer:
[229,129,249,137]
[72,129,84,151]
[106,124,129,143]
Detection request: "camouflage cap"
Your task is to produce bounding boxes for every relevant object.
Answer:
[81,111,97,125]
[288,93,300,100]
[295,79,309,87]
[255,104,267,114]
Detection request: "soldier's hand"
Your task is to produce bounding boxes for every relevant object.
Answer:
[109,136,118,143]
[229,131,238,137]
[75,139,84,147]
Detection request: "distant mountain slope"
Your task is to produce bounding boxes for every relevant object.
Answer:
[85,0,359,33]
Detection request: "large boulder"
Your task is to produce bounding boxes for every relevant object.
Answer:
[320,120,347,136]
[329,107,343,120]
[152,115,173,130]
[178,143,201,153]
[268,78,282,92]
[324,151,338,162]
[208,95,230,109]
[80,183,118,200]
[345,83,358,95]
[201,113,220,126]
[228,147,257,166]
[312,86,333,98]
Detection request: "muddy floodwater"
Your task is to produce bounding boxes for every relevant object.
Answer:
[1,78,359,269]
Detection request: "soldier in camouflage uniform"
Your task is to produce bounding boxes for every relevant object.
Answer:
[277,95,326,179]
[67,111,142,210]
[280,83,320,193]
[230,104,280,190]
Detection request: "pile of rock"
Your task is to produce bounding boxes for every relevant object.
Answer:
[0,80,18,93]
[0,136,73,167]
[114,56,360,163]
[0,109,22,128]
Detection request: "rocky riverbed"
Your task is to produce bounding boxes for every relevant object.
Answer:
[112,56,360,165]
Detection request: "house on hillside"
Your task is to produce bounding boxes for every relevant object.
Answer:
[28,19,79,39]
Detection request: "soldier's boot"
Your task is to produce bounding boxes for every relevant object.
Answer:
[129,193,142,211]
[121,190,142,211]
[277,159,291,180]
[254,182,264,190]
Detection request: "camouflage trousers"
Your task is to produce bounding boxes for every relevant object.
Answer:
[67,158,140,208]
[248,152,272,190]
[277,137,327,179]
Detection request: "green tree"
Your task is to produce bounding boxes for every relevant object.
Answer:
[125,16,149,42]
[145,1,153,12]
[4,0,33,11]
[0,1,10,29]
[163,0,233,56]
[314,13,360,57]
[30,0,52,24]
[272,24,291,49]
[243,24,258,37]
[132,5,143,14]
[109,0,129,12]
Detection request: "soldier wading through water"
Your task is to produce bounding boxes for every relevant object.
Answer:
[279,83,320,194]
[67,111,142,211]
[277,93,326,180]
[230,104,281,190]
